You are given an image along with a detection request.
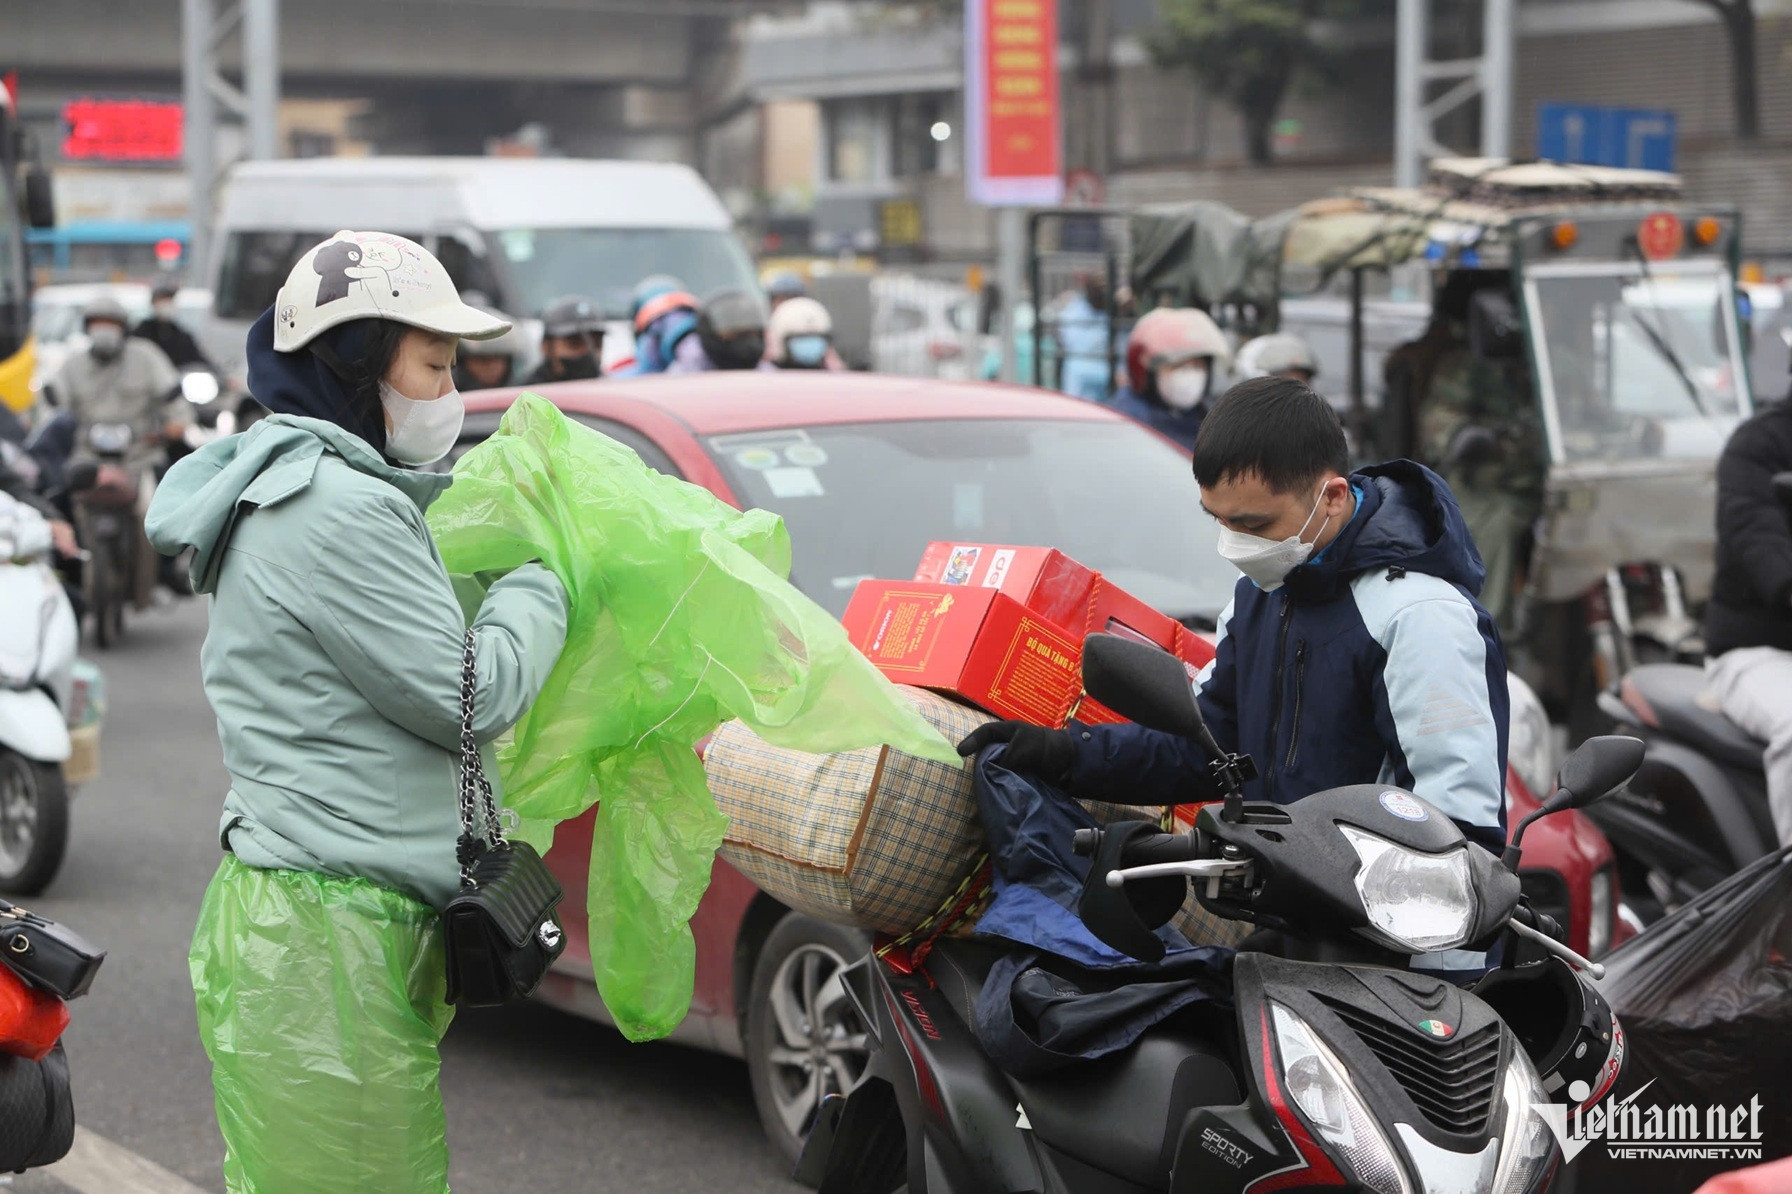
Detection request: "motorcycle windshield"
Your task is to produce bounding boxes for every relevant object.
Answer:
[1526,260,1750,467]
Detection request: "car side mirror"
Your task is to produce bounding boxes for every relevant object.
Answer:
[1082,633,1204,741]
[1554,735,1646,812]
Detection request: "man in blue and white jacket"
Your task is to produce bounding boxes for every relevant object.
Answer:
[961,376,1510,858]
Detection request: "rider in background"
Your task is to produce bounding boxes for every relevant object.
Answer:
[1233,332,1318,386]
[763,269,807,312]
[55,297,187,473]
[667,290,769,373]
[765,297,843,371]
[522,295,604,384]
[1106,307,1232,452]
[132,281,209,370]
[1705,384,1792,846]
[453,308,524,391]
[618,277,700,376]
[1054,275,1116,402]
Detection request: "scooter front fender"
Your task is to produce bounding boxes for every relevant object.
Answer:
[0,689,71,764]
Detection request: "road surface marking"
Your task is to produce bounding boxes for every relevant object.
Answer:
[41,1127,209,1194]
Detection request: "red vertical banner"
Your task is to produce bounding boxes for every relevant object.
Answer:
[965,0,1064,206]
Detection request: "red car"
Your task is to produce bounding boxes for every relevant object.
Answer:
[457,372,1627,1165]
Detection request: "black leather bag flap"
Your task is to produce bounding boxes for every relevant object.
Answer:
[444,842,562,950]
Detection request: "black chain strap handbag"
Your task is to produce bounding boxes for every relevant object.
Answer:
[442,630,567,1008]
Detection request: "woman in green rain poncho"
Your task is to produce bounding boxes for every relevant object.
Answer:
[146,231,569,1194]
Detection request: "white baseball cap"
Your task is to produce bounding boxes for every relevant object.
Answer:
[272,230,511,352]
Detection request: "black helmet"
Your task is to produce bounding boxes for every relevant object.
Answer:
[541,294,604,339]
[1474,957,1626,1113]
[152,279,181,302]
[697,289,767,371]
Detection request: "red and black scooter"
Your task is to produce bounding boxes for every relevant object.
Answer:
[801,634,1639,1194]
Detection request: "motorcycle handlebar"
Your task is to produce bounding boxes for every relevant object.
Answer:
[1071,827,1199,866]
[1512,902,1566,944]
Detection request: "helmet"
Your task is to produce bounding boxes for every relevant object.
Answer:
[634,288,698,335]
[1125,308,1230,394]
[1234,333,1319,381]
[765,297,832,367]
[631,274,688,321]
[540,294,604,339]
[1474,956,1627,1114]
[459,307,525,359]
[272,230,508,352]
[697,289,767,371]
[82,296,132,329]
[763,269,807,303]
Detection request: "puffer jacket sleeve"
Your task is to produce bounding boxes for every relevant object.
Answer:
[302,488,569,750]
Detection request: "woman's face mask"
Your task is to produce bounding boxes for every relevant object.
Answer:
[379,381,464,466]
[1214,483,1335,591]
[1157,363,1209,411]
[785,334,830,369]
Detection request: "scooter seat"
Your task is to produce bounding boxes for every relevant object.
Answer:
[926,939,1240,1189]
[1623,663,1766,773]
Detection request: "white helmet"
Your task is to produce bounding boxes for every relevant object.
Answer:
[272,230,509,352]
[1234,333,1319,381]
[765,297,832,362]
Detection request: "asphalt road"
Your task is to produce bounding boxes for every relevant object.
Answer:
[12,598,803,1194]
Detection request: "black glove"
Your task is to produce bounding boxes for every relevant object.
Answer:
[956,720,1076,784]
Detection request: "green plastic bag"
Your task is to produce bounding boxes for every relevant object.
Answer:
[427,393,958,1040]
[191,855,454,1194]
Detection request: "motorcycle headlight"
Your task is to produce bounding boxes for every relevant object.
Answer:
[1506,673,1557,802]
[1271,1003,1411,1194]
[1492,1041,1557,1194]
[1340,826,1476,953]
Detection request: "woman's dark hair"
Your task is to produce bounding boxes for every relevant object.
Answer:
[1192,376,1349,493]
[311,317,407,455]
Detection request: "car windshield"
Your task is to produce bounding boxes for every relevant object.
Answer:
[1530,266,1748,464]
[704,418,1235,623]
[497,227,758,321]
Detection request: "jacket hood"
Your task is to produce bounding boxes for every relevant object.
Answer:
[1285,459,1486,601]
[145,414,450,595]
[245,306,389,452]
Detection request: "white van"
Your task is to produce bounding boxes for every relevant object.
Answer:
[199,157,757,377]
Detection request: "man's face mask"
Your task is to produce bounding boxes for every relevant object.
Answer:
[1215,483,1336,591]
[1158,363,1209,411]
[87,323,125,359]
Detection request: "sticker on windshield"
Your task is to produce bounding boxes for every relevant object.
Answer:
[983,549,1016,589]
[783,442,828,468]
[942,546,981,586]
[733,447,781,471]
[764,467,825,499]
[1380,791,1429,822]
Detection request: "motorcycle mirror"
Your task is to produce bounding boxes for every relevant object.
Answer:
[1553,735,1645,812]
[1504,735,1644,870]
[181,372,220,406]
[1082,633,1206,742]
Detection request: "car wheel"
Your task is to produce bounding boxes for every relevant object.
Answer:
[0,750,69,896]
[745,915,872,1167]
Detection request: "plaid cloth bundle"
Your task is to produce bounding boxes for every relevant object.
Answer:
[710,687,1252,947]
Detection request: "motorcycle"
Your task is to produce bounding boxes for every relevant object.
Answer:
[71,421,143,650]
[801,634,1642,1194]
[0,496,81,894]
[1581,471,1792,922]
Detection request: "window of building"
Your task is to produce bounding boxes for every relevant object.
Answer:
[826,99,886,185]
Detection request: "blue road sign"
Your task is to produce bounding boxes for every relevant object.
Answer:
[1537,103,1677,172]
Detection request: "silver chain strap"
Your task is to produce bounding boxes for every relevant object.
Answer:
[457,629,504,886]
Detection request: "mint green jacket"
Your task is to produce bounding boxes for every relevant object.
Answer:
[147,416,568,909]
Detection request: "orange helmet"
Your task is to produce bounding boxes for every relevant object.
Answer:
[1125,307,1231,395]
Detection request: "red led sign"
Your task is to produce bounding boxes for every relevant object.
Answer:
[62,99,183,162]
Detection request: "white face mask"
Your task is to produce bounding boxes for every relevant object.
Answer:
[378,380,464,466]
[87,324,125,357]
[1216,486,1334,591]
[1158,365,1208,411]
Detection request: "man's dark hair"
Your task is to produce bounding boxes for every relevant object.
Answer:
[1192,376,1349,493]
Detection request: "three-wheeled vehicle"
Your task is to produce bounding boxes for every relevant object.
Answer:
[1131,160,1755,735]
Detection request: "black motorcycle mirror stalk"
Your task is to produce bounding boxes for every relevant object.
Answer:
[1503,735,1646,871]
[1081,634,1257,822]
